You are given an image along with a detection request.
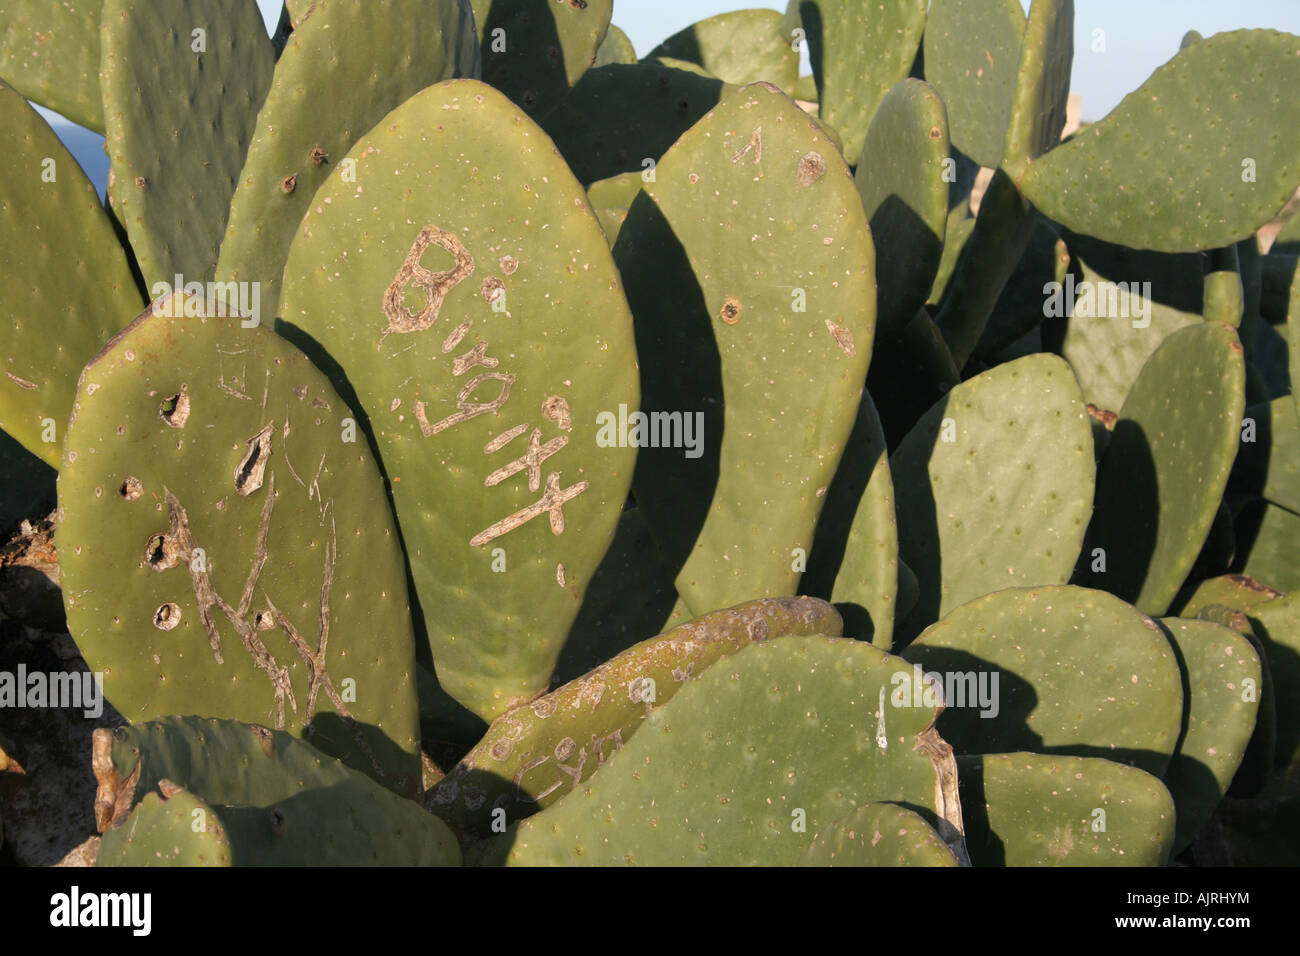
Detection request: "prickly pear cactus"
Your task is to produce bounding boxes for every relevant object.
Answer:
[798,802,959,867]
[923,0,1025,169]
[854,77,950,339]
[1022,30,1300,252]
[0,79,143,466]
[471,0,612,118]
[0,0,105,131]
[93,716,462,865]
[58,295,422,796]
[932,0,1074,369]
[471,636,965,866]
[890,354,1095,639]
[216,0,480,320]
[278,80,639,722]
[1088,322,1245,615]
[959,752,1176,866]
[782,0,926,161]
[1157,618,1261,853]
[799,391,897,648]
[540,62,727,186]
[97,785,234,867]
[615,81,875,618]
[647,10,797,90]
[429,597,842,837]
[904,586,1185,777]
[100,0,274,286]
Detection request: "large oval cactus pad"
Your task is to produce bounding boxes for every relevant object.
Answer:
[1088,322,1245,615]
[1022,30,1300,253]
[616,82,875,617]
[59,296,422,796]
[0,80,143,466]
[890,354,1094,639]
[278,80,639,721]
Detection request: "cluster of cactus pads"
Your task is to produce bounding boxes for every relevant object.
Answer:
[0,0,1298,867]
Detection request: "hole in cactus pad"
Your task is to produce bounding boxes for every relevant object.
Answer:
[159,391,190,428]
[119,476,143,500]
[234,424,274,496]
[145,533,182,572]
[152,603,181,630]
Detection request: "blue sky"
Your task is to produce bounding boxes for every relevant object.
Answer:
[33,0,1300,195]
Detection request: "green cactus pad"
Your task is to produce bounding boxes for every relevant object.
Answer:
[1193,603,1277,797]
[959,752,1176,866]
[471,0,612,119]
[1089,322,1245,615]
[783,0,926,162]
[539,62,727,186]
[854,78,950,339]
[0,0,104,131]
[800,390,897,648]
[1248,593,1300,771]
[1174,574,1282,620]
[92,716,461,865]
[904,586,1184,778]
[216,0,479,321]
[1022,30,1300,253]
[1237,499,1300,592]
[1057,236,1204,415]
[59,297,422,795]
[890,354,1094,638]
[0,80,143,466]
[1157,618,1261,852]
[277,80,639,722]
[1233,397,1300,514]
[97,786,233,866]
[1203,245,1245,327]
[470,635,964,866]
[100,0,274,286]
[594,23,635,67]
[923,0,1025,169]
[585,170,643,210]
[933,0,1074,368]
[798,802,959,867]
[428,597,842,837]
[615,82,875,617]
[647,10,797,91]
